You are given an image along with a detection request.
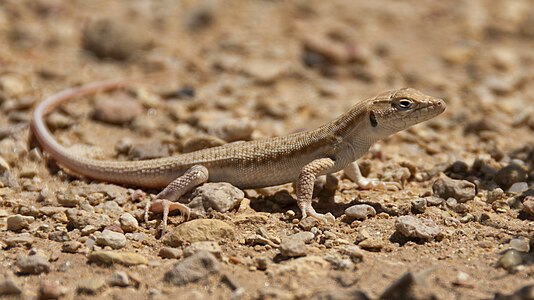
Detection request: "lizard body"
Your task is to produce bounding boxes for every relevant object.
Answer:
[31,78,445,230]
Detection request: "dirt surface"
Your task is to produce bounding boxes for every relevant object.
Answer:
[1,0,534,299]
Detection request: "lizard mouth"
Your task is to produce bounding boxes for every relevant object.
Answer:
[413,99,446,118]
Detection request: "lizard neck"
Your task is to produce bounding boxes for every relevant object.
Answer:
[314,101,377,161]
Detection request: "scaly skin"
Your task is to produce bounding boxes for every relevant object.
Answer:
[31,78,446,231]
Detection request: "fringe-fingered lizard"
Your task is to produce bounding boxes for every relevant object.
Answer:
[31,79,446,232]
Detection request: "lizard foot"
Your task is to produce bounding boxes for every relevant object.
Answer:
[145,198,190,235]
[300,204,335,224]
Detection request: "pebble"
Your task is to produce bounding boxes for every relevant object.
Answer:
[187,182,244,216]
[88,251,148,266]
[432,177,476,203]
[338,245,365,263]
[507,182,528,194]
[119,213,138,233]
[96,229,126,249]
[0,276,22,295]
[299,217,319,231]
[426,196,444,206]
[522,196,534,217]
[207,118,255,142]
[81,225,98,236]
[39,206,66,217]
[486,188,505,203]
[19,164,39,178]
[245,234,278,247]
[6,214,34,231]
[280,237,307,258]
[303,34,369,65]
[115,137,133,154]
[56,192,83,207]
[48,228,69,243]
[130,115,158,134]
[255,257,268,270]
[62,241,82,253]
[128,142,170,160]
[107,271,130,287]
[17,254,51,274]
[125,232,147,242]
[242,59,289,83]
[345,204,376,220]
[492,199,509,213]
[0,74,26,98]
[95,201,123,216]
[290,232,315,244]
[71,184,129,205]
[39,281,64,299]
[158,247,183,259]
[46,112,74,130]
[184,241,222,259]
[66,209,111,230]
[494,164,527,190]
[82,19,152,60]
[452,271,474,288]
[4,234,34,248]
[357,238,384,252]
[379,272,436,300]
[497,249,522,271]
[395,216,440,240]
[93,94,143,125]
[164,251,220,286]
[509,237,530,252]
[162,219,234,247]
[173,123,197,139]
[411,198,427,213]
[77,278,106,295]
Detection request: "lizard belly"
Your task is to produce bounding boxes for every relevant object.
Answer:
[207,162,302,189]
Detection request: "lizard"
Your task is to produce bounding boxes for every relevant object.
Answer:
[31,78,446,233]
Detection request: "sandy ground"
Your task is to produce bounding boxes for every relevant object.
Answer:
[1,0,534,299]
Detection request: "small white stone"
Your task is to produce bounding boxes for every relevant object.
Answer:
[119,213,138,233]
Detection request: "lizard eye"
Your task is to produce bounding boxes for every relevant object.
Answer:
[397,98,413,110]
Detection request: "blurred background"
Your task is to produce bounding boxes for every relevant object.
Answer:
[1,1,534,298]
[1,0,533,152]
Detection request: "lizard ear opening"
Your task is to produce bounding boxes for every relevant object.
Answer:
[369,111,378,127]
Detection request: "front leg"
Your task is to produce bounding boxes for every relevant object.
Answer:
[297,158,336,223]
[145,165,209,234]
[344,161,401,191]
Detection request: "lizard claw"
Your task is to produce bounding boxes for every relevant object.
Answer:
[146,198,191,235]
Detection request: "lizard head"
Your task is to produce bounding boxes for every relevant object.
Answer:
[366,88,446,137]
